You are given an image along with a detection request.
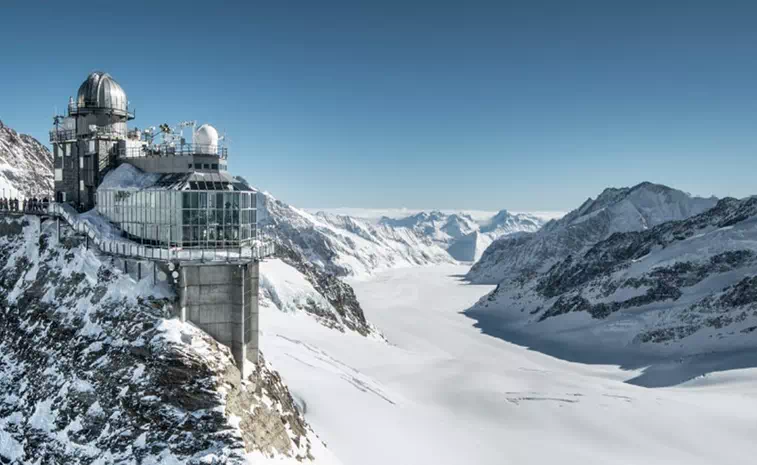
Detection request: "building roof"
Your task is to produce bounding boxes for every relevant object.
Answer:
[99,163,255,192]
[77,72,128,113]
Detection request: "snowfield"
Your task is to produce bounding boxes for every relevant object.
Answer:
[261,264,757,465]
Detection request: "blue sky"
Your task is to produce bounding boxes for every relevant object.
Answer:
[1,0,756,211]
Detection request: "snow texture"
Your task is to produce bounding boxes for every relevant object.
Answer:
[262,264,757,465]
[0,216,339,465]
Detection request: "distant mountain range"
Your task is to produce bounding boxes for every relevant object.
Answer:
[379,209,545,261]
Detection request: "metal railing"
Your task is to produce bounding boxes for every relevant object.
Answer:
[50,125,127,143]
[68,102,135,119]
[119,144,228,160]
[47,203,274,263]
[49,129,76,142]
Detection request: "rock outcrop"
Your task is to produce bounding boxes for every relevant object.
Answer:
[0,216,337,464]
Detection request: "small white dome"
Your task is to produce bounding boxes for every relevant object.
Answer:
[193,124,218,154]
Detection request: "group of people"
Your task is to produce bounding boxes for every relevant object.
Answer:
[0,197,49,213]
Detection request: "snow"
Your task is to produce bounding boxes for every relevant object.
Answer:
[0,429,24,462]
[261,264,757,465]
[98,163,161,190]
[306,207,566,223]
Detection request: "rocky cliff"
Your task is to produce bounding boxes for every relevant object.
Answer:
[0,120,53,198]
[0,216,338,464]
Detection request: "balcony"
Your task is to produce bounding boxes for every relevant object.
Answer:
[119,144,228,160]
[68,102,135,120]
[49,129,76,143]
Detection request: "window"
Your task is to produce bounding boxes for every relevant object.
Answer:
[195,163,203,169]
[188,163,193,170]
[211,163,218,170]
[203,164,210,169]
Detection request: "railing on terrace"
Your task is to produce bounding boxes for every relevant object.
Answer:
[45,203,273,263]
[49,129,76,142]
[68,102,135,119]
[119,144,228,160]
[50,126,127,143]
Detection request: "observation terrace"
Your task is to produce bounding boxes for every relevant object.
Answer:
[0,202,274,264]
[118,144,228,160]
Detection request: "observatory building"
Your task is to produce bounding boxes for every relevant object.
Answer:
[49,72,268,377]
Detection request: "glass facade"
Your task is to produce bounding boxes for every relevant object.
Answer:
[96,189,256,249]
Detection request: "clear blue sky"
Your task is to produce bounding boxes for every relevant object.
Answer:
[1,0,756,211]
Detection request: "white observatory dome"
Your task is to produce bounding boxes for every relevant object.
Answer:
[193,124,219,154]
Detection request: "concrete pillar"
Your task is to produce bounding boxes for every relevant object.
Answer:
[176,260,260,380]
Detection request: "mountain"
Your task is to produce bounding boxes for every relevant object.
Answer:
[465,194,757,384]
[0,120,53,198]
[379,209,545,262]
[467,182,719,284]
[0,216,339,464]
[257,192,455,279]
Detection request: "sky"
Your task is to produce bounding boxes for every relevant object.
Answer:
[1,0,756,212]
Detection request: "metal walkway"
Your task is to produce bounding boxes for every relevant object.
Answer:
[1,203,275,264]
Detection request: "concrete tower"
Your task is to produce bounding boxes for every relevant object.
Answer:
[51,72,134,209]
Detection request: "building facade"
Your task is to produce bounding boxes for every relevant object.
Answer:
[50,72,265,378]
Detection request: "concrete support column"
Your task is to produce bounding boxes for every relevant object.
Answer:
[176,261,260,381]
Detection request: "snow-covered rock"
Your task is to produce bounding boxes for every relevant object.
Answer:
[0,216,339,464]
[0,120,52,198]
[467,182,719,284]
[379,209,544,262]
[465,195,757,378]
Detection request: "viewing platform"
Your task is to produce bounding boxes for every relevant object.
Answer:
[67,102,135,120]
[1,203,275,264]
[119,143,228,160]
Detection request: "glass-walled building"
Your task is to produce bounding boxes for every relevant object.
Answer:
[96,168,257,249]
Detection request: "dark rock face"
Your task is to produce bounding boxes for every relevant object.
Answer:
[272,243,374,336]
[256,194,380,337]
[0,217,325,464]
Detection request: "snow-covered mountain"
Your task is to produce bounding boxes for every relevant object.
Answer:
[467,182,719,284]
[257,192,455,279]
[0,120,52,198]
[0,216,339,464]
[379,209,545,262]
[465,195,757,381]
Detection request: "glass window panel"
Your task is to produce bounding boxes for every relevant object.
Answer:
[182,192,190,209]
[199,192,207,209]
